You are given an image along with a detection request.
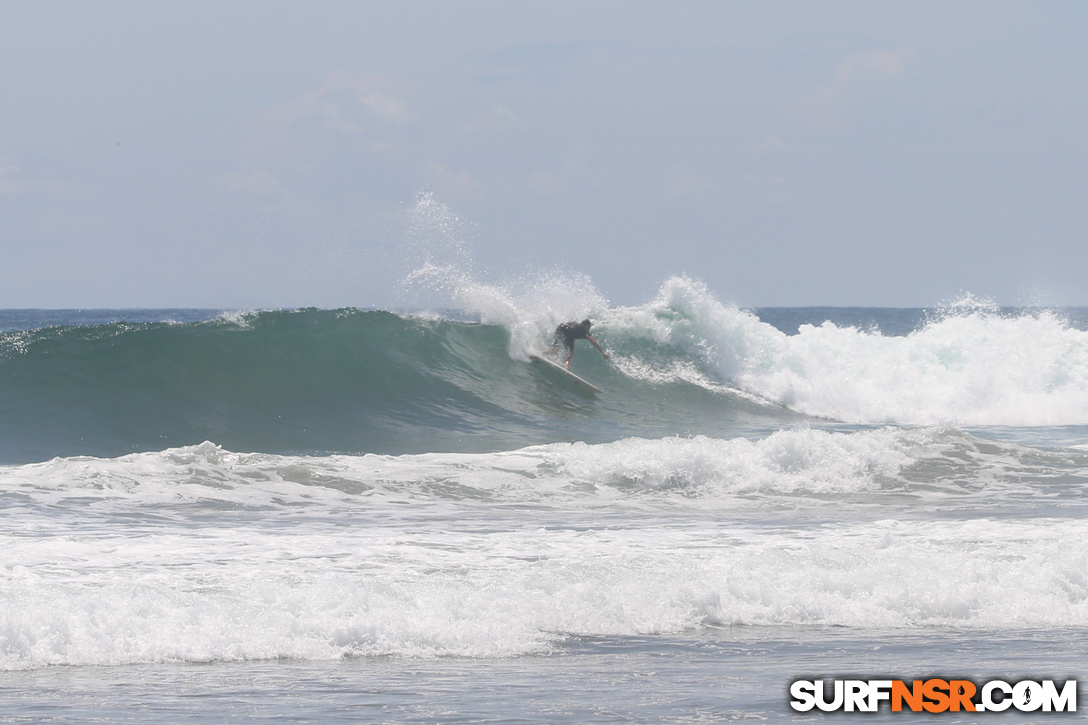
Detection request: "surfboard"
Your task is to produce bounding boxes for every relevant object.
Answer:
[529,355,603,394]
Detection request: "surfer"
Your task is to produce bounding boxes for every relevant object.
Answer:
[544,319,609,369]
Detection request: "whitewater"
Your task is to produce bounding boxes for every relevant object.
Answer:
[3,224,1088,719]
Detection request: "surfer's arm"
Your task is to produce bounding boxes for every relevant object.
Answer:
[586,334,609,359]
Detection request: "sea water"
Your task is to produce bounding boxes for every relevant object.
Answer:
[2,282,1087,722]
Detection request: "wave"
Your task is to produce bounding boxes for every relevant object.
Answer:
[0,306,786,463]
[4,278,1088,462]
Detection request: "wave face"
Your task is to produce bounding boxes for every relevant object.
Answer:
[5,284,1088,462]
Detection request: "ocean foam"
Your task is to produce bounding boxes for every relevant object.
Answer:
[606,277,1088,426]
[3,515,1088,669]
[3,432,1088,669]
[5,426,1083,514]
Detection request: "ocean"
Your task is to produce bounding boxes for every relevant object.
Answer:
[2,276,1087,722]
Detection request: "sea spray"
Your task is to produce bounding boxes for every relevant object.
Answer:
[402,192,610,358]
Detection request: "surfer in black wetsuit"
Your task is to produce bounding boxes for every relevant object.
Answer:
[544,319,609,369]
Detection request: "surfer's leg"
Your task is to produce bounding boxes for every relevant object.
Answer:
[544,330,565,356]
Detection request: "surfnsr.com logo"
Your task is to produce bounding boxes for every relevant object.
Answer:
[789,679,1077,713]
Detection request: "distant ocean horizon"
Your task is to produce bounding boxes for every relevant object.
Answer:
[3,285,1087,721]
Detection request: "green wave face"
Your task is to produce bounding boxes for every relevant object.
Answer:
[0,309,787,463]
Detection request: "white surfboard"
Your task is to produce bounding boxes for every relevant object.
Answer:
[529,355,603,394]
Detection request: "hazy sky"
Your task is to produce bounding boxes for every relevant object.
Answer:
[2,1,1087,308]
